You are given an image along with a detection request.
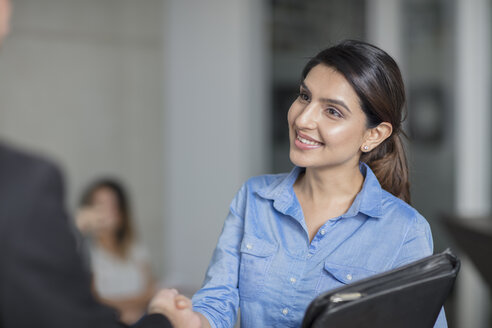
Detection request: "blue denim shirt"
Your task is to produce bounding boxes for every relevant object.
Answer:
[192,163,447,328]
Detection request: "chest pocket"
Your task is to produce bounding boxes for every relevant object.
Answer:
[238,235,277,301]
[315,261,377,296]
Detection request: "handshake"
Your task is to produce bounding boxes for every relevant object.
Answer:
[148,289,202,328]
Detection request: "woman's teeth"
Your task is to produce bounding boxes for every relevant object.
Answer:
[297,135,322,146]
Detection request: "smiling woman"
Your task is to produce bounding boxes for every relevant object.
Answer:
[190,40,447,328]
[288,65,390,178]
[298,41,409,204]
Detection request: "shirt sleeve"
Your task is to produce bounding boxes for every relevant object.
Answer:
[433,308,448,328]
[391,213,448,328]
[192,185,246,328]
[391,213,433,268]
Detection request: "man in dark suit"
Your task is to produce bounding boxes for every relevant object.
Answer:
[0,142,170,327]
[0,1,199,327]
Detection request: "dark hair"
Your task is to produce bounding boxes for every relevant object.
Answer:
[302,40,410,203]
[80,178,134,256]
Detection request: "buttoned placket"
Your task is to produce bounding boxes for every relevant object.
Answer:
[308,219,337,252]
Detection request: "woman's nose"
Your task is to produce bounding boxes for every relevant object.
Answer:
[295,103,319,129]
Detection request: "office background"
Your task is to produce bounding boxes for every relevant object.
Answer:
[0,0,489,327]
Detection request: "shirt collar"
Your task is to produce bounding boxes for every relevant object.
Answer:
[256,166,303,219]
[346,162,383,218]
[256,162,383,219]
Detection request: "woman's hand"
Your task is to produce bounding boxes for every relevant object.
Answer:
[75,206,113,234]
[148,289,201,328]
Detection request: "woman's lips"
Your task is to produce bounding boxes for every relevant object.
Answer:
[294,131,323,149]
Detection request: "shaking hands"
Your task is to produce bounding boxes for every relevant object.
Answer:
[148,289,201,328]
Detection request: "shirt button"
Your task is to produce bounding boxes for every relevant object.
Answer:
[346,274,353,281]
[290,277,296,283]
[307,254,312,259]
[282,308,289,315]
[320,229,326,235]
[246,244,252,250]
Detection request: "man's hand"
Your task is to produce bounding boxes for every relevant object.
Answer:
[148,289,201,328]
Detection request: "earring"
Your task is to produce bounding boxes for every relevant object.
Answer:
[363,145,369,151]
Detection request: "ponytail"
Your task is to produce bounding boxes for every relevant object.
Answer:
[360,133,410,204]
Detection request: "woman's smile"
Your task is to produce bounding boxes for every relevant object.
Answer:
[295,130,324,149]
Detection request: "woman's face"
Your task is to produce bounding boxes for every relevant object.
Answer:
[288,64,370,171]
[91,187,122,232]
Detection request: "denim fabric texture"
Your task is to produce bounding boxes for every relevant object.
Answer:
[192,163,447,328]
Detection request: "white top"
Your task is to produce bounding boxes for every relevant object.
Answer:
[90,243,150,298]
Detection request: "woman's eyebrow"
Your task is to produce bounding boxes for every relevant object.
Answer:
[301,81,352,113]
[320,98,352,113]
[300,81,310,92]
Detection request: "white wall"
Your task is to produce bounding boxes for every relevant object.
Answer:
[0,0,166,276]
[366,0,402,65]
[162,0,270,291]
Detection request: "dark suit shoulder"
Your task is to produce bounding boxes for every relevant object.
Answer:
[0,142,65,203]
[0,142,65,233]
[0,141,61,177]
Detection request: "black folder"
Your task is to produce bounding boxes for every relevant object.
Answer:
[301,249,460,328]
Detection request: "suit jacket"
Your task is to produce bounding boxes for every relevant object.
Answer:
[0,142,171,328]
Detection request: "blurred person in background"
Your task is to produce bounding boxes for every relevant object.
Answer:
[0,0,199,326]
[76,178,157,325]
[0,0,9,39]
[189,40,447,328]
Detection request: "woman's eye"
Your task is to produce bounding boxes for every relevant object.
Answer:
[327,107,342,118]
[298,92,310,102]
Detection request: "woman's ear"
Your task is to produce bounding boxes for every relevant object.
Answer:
[360,122,393,152]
